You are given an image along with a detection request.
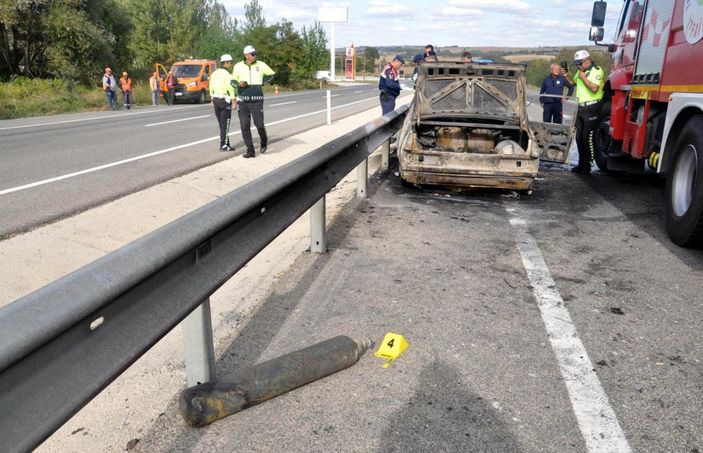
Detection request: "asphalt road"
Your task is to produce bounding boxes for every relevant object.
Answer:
[132,160,703,452]
[0,85,395,239]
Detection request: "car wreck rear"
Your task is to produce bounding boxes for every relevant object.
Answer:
[397,62,572,190]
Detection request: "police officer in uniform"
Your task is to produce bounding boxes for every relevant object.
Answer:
[378,54,404,115]
[210,54,237,151]
[232,45,275,158]
[565,50,605,174]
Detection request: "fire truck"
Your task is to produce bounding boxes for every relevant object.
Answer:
[589,0,703,247]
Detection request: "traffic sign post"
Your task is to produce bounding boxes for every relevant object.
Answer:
[318,6,348,82]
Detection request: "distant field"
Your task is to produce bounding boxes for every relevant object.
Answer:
[504,54,556,63]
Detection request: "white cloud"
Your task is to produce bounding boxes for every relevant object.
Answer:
[448,0,530,12]
[437,6,485,17]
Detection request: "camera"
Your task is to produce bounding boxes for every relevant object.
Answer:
[560,61,568,72]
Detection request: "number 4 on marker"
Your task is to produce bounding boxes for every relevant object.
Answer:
[374,332,409,368]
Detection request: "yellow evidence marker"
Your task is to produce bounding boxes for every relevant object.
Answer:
[374,333,409,368]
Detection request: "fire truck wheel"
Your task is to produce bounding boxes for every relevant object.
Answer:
[665,115,703,248]
[593,101,617,173]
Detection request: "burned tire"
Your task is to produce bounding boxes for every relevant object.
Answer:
[665,115,703,248]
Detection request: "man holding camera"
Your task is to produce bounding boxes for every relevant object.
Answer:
[539,63,573,124]
[565,50,605,175]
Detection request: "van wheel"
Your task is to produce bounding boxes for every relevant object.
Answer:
[665,114,703,248]
[198,90,206,104]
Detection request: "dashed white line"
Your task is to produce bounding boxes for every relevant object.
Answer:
[0,95,380,196]
[269,101,296,107]
[144,115,211,127]
[353,90,365,94]
[508,209,632,453]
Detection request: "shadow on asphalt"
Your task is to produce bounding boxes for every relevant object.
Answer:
[379,359,522,452]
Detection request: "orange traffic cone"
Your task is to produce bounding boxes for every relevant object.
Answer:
[274,85,279,96]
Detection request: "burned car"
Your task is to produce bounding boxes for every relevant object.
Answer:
[397,62,573,190]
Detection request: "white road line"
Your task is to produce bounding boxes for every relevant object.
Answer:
[508,211,632,453]
[353,90,365,94]
[323,94,340,98]
[0,105,207,131]
[269,101,296,107]
[145,115,210,127]
[0,95,380,196]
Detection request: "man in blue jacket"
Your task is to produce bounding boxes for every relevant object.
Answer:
[378,54,404,115]
[539,63,574,124]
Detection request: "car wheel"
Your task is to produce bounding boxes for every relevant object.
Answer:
[665,114,703,248]
[198,90,206,104]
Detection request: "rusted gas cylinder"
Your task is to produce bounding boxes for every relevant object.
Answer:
[180,335,373,427]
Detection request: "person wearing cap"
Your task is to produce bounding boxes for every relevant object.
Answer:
[462,51,472,63]
[231,45,276,158]
[210,54,237,152]
[378,54,404,115]
[539,63,574,124]
[565,50,605,174]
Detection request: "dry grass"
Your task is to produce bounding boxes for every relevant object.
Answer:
[504,54,556,63]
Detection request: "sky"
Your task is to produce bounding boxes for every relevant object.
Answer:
[222,0,622,49]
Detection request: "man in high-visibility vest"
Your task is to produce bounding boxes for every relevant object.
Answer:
[210,54,237,152]
[565,50,605,175]
[232,45,275,158]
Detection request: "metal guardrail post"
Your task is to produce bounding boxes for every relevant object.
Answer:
[181,299,215,386]
[310,196,327,253]
[357,158,368,198]
[381,139,390,170]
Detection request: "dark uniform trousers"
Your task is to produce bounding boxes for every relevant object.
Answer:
[213,97,232,148]
[238,101,267,154]
[380,92,396,115]
[575,102,602,168]
[542,102,563,124]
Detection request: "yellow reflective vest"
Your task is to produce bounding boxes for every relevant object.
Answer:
[232,60,275,102]
[209,68,236,98]
[574,64,604,103]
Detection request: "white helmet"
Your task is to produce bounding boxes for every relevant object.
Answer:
[220,54,233,63]
[243,45,256,55]
[573,50,590,64]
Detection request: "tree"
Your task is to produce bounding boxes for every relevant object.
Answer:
[0,0,51,78]
[44,2,116,84]
[298,21,327,79]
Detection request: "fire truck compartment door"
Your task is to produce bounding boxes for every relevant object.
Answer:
[634,0,675,82]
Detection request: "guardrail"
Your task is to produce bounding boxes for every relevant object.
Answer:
[0,105,408,453]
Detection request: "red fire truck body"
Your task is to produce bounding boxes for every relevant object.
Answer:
[593,0,703,247]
